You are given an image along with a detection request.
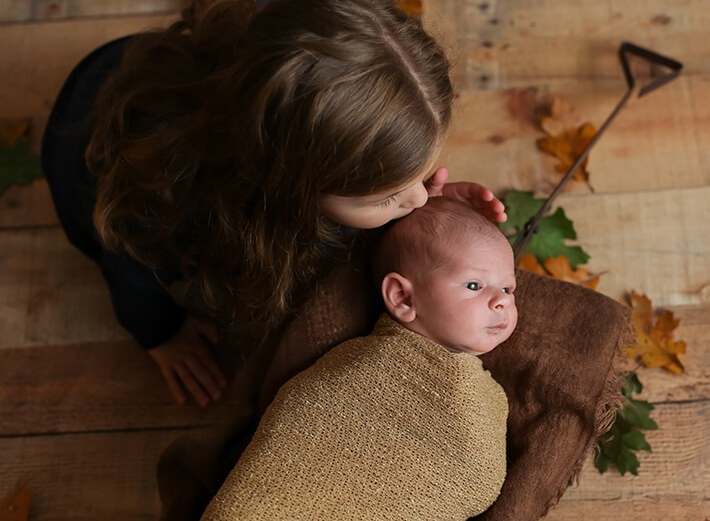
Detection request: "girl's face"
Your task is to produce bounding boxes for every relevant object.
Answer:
[319,148,442,229]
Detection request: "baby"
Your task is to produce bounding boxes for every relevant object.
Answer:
[201,197,517,520]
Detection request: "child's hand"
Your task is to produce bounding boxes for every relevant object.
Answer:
[425,167,507,223]
[148,316,227,407]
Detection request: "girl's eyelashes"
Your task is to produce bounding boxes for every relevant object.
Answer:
[374,195,397,208]
[503,286,514,294]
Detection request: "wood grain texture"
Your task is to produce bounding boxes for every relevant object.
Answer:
[0,14,177,119]
[547,401,709,521]
[0,228,126,348]
[0,0,187,23]
[0,428,193,521]
[441,76,710,196]
[0,180,57,229]
[425,0,710,89]
[553,186,710,307]
[0,338,239,435]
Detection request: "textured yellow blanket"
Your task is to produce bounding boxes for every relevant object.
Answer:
[202,314,508,520]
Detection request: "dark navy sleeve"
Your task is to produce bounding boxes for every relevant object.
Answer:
[100,251,186,349]
[42,36,186,350]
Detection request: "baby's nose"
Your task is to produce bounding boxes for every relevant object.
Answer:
[492,291,512,310]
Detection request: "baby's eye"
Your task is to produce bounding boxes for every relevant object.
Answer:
[503,286,515,294]
[466,282,481,291]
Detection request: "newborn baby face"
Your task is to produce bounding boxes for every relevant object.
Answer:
[412,232,517,355]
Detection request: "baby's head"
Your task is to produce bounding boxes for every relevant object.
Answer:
[373,197,517,355]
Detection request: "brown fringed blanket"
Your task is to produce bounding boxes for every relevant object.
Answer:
[201,314,508,520]
[158,262,630,521]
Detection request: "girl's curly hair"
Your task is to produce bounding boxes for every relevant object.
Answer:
[87,0,454,332]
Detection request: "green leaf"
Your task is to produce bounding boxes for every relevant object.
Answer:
[502,190,590,268]
[623,398,659,430]
[594,449,610,474]
[502,190,543,232]
[616,448,641,476]
[0,140,43,197]
[621,371,643,398]
[595,371,657,476]
[621,430,652,452]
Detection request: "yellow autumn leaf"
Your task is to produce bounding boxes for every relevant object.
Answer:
[536,122,597,183]
[543,255,600,290]
[625,291,686,374]
[394,0,422,17]
[517,253,600,290]
[516,253,547,276]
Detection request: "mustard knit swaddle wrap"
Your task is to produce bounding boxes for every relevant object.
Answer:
[202,315,508,520]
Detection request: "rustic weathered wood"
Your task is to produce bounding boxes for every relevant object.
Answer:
[0,180,57,229]
[0,428,192,521]
[441,76,709,196]
[0,0,187,23]
[551,186,710,307]
[0,15,177,119]
[0,228,126,348]
[425,0,710,89]
[0,338,240,435]
[547,401,709,521]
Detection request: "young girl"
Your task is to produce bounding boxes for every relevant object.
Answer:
[41,0,505,407]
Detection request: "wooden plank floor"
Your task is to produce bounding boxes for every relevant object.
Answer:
[1,0,708,519]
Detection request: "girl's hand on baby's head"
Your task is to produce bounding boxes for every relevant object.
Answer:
[148,316,227,407]
[425,167,507,223]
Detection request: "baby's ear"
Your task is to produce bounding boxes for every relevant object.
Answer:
[381,272,416,323]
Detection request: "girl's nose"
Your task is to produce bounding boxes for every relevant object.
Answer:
[400,183,428,209]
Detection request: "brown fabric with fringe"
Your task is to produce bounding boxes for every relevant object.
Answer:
[158,261,630,521]
[201,314,508,520]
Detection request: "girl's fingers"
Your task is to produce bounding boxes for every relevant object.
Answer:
[161,367,187,405]
[175,364,210,407]
[185,356,223,400]
[425,167,448,196]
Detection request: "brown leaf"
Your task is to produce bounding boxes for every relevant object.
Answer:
[626,291,686,374]
[517,253,547,276]
[543,255,600,290]
[394,0,422,17]
[0,483,30,521]
[536,122,596,183]
[506,87,539,123]
[517,254,600,290]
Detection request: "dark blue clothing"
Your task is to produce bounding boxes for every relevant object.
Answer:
[42,37,185,349]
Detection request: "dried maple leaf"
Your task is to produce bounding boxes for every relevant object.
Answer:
[544,255,600,290]
[536,122,597,183]
[0,483,30,521]
[517,253,600,290]
[394,0,422,17]
[517,253,547,276]
[625,291,686,374]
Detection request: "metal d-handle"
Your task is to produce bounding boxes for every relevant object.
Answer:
[512,42,683,261]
